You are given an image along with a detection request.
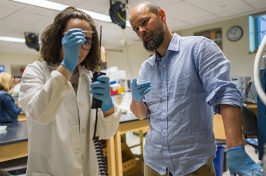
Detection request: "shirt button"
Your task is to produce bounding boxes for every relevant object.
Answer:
[163,64,166,67]
[82,128,85,133]
[163,96,166,100]
[79,101,83,106]
[162,130,166,134]
[163,80,166,84]
[163,146,167,150]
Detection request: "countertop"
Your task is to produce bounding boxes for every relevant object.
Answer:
[0,122,28,146]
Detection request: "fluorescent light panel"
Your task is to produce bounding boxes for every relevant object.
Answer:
[12,0,68,11]
[0,36,25,43]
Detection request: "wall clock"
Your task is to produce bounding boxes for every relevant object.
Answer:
[227,26,243,42]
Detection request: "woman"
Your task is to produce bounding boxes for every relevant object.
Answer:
[0,72,22,123]
[19,7,121,176]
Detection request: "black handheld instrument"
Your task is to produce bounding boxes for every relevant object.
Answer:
[91,71,106,109]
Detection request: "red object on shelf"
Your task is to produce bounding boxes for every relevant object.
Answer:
[110,88,118,95]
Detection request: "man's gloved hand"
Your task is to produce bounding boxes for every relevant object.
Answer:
[61,28,85,73]
[227,146,263,176]
[90,75,113,112]
[131,78,151,103]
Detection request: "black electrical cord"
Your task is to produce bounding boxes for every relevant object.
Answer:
[92,108,108,176]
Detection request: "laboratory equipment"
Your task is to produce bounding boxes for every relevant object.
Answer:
[253,34,266,175]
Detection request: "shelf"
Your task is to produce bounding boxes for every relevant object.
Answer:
[194,28,223,50]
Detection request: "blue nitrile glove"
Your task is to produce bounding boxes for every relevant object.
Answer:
[90,75,113,112]
[227,146,263,176]
[61,28,85,73]
[131,78,151,102]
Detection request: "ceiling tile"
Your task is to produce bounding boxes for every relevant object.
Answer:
[243,0,266,10]
[77,0,111,16]
[0,0,27,10]
[52,0,89,6]
[184,0,254,17]
[0,21,26,36]
[21,5,58,16]
[3,11,47,24]
[164,1,218,24]
[0,7,16,20]
[20,17,55,35]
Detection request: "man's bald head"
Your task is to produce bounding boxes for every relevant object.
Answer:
[130,1,161,17]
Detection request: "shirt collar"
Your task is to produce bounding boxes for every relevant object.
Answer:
[168,33,180,52]
[148,33,180,66]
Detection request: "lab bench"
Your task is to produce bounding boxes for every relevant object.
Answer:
[0,122,28,162]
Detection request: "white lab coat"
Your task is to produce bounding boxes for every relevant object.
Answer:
[19,61,121,176]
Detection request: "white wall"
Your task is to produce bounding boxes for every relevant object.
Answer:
[0,53,39,76]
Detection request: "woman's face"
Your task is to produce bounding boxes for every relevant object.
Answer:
[60,18,93,65]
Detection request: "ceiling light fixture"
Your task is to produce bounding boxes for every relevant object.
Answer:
[0,36,25,43]
[12,0,68,11]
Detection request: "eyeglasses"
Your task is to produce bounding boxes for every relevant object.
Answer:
[62,30,95,50]
[81,37,95,50]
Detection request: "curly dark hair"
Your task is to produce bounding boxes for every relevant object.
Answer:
[40,6,100,71]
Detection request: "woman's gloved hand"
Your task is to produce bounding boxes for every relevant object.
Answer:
[131,78,151,102]
[90,75,113,112]
[227,146,263,176]
[61,28,85,73]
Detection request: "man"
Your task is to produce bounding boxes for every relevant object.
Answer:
[129,1,262,176]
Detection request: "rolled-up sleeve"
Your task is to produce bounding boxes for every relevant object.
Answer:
[195,38,243,114]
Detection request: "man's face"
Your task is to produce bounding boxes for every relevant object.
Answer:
[143,19,166,51]
[130,5,166,51]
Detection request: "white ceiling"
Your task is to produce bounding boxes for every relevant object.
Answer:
[1,0,266,55]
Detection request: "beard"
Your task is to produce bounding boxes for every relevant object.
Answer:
[143,20,166,51]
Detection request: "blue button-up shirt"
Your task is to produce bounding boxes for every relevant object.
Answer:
[139,34,242,175]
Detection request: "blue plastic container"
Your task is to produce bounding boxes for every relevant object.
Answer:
[213,145,225,176]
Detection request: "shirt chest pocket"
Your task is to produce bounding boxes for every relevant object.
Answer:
[169,78,189,96]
